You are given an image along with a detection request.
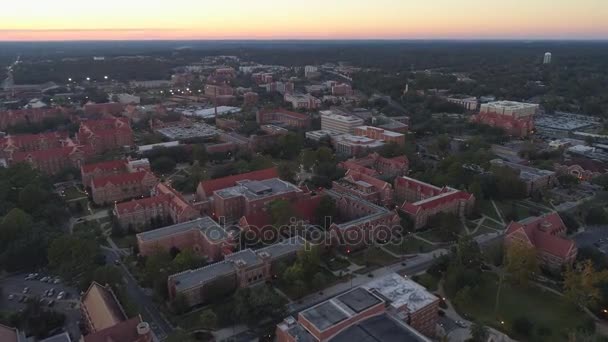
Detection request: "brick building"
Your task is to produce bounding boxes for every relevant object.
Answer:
[81,159,150,188]
[212,178,304,222]
[11,145,87,175]
[325,190,400,252]
[83,102,126,116]
[331,83,354,96]
[490,159,557,195]
[256,108,311,129]
[395,176,475,230]
[80,282,152,342]
[168,236,306,307]
[91,170,158,205]
[196,167,278,201]
[243,92,259,106]
[136,216,234,261]
[505,213,577,271]
[205,84,234,97]
[471,100,538,137]
[114,183,200,230]
[77,117,134,154]
[276,283,431,342]
[338,152,409,178]
[332,169,394,206]
[353,126,405,146]
[332,134,386,157]
[362,273,439,337]
[0,107,69,130]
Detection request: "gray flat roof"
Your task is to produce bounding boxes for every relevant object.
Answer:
[287,324,317,342]
[329,314,429,342]
[362,273,438,313]
[224,249,262,267]
[170,260,236,292]
[336,287,383,313]
[257,236,306,259]
[301,288,383,331]
[215,178,301,200]
[137,217,228,243]
[301,301,349,331]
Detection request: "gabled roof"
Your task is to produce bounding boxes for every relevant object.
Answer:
[81,160,127,174]
[92,171,154,188]
[0,324,18,342]
[83,316,146,342]
[115,194,172,215]
[199,167,278,195]
[12,146,83,162]
[81,282,127,332]
[506,212,576,259]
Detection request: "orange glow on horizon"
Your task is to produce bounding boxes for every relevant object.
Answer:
[1,0,607,41]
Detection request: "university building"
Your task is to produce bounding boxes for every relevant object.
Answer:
[353,126,405,146]
[81,159,150,188]
[276,274,434,342]
[471,100,538,137]
[395,176,475,230]
[113,183,200,230]
[256,108,311,129]
[77,117,134,154]
[167,236,306,307]
[338,152,409,178]
[332,169,394,206]
[90,170,158,205]
[505,213,577,271]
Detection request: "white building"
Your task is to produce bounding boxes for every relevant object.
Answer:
[320,110,365,134]
[543,52,552,64]
[446,95,478,110]
[283,93,321,110]
[479,101,539,118]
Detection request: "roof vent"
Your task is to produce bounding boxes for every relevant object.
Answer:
[137,322,150,335]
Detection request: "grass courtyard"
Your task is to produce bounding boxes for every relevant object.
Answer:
[451,273,593,341]
[349,246,399,267]
[384,236,436,255]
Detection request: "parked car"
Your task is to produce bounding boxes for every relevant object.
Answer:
[22,287,30,294]
[48,289,55,297]
[48,300,55,307]
[57,291,65,300]
[455,320,468,328]
[19,295,26,303]
[8,294,15,301]
[40,276,50,282]
[53,278,61,284]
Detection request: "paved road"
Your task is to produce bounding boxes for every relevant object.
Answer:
[101,248,173,341]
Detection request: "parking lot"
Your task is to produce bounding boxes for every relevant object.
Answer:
[574,225,608,253]
[0,273,82,340]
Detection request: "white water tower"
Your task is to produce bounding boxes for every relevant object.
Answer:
[543,52,552,64]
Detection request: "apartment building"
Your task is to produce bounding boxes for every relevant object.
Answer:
[471,101,538,137]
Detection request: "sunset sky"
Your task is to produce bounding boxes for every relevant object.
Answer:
[1,0,607,41]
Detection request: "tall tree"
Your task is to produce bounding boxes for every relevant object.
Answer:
[563,260,608,309]
[504,242,539,286]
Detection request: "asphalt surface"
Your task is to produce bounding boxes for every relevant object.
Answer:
[101,248,173,340]
[0,273,82,340]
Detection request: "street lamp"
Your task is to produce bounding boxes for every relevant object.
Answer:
[86,77,91,81]
[68,78,72,82]
[104,75,109,80]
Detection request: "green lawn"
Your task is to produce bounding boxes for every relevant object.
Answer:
[469,225,496,237]
[175,308,217,331]
[412,273,440,292]
[452,273,593,341]
[349,247,399,267]
[416,229,456,243]
[276,269,345,300]
[482,219,505,230]
[495,201,537,221]
[384,236,436,255]
[63,186,87,201]
[479,199,501,222]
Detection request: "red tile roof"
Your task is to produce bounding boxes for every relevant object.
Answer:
[506,212,576,260]
[200,167,278,196]
[92,171,153,188]
[12,146,82,162]
[81,160,128,174]
[115,194,172,215]
[259,108,310,120]
[83,316,147,342]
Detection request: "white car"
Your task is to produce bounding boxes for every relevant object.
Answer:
[40,276,50,282]
[455,320,468,328]
[53,278,61,284]
[8,294,15,300]
[22,287,30,294]
[57,291,65,300]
